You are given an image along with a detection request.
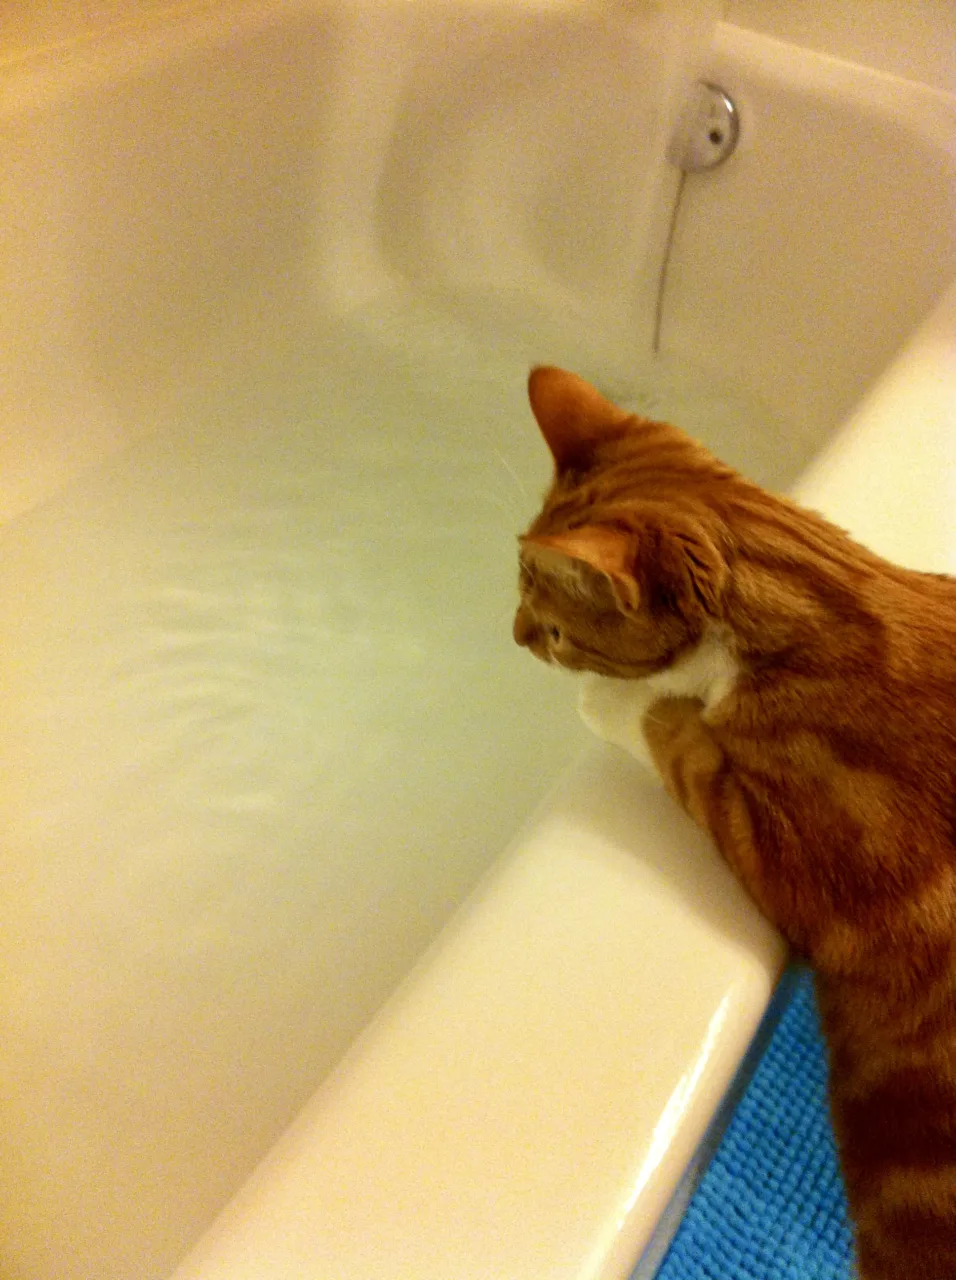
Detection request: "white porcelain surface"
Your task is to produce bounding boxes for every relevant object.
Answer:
[173,746,785,1280]
[726,0,956,94]
[0,5,720,1273]
[793,278,956,573]
[2,5,955,1279]
[663,23,956,457]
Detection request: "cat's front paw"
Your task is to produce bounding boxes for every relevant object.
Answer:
[577,674,659,772]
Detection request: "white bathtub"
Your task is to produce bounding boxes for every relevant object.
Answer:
[1,5,954,1279]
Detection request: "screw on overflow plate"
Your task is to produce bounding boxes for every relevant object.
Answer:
[669,82,739,173]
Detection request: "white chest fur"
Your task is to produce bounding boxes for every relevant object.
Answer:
[576,632,739,771]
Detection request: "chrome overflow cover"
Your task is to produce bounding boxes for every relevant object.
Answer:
[670,82,740,173]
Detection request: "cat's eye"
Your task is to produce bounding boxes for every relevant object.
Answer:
[548,625,561,642]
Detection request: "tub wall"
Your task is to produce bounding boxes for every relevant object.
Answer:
[1,0,720,525]
[727,0,956,95]
[6,2,956,528]
[1,6,716,1279]
[1,6,955,1280]
[661,24,956,447]
[6,0,954,94]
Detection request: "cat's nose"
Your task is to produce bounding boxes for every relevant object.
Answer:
[513,606,539,648]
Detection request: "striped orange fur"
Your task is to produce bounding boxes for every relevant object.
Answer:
[514,366,956,1277]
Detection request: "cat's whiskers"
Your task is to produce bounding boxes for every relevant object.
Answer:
[492,448,529,502]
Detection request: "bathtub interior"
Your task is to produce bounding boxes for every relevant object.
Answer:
[0,309,590,1274]
[1,4,956,1279]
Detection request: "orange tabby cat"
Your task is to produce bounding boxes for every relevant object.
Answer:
[513,366,956,1278]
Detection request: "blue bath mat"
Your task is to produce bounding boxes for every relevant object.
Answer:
[654,968,854,1280]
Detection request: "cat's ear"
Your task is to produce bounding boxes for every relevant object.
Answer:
[523,512,727,620]
[527,366,632,472]
[520,526,640,612]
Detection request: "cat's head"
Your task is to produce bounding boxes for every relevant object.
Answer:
[514,366,732,677]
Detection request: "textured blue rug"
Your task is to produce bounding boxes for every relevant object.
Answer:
[655,968,854,1280]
